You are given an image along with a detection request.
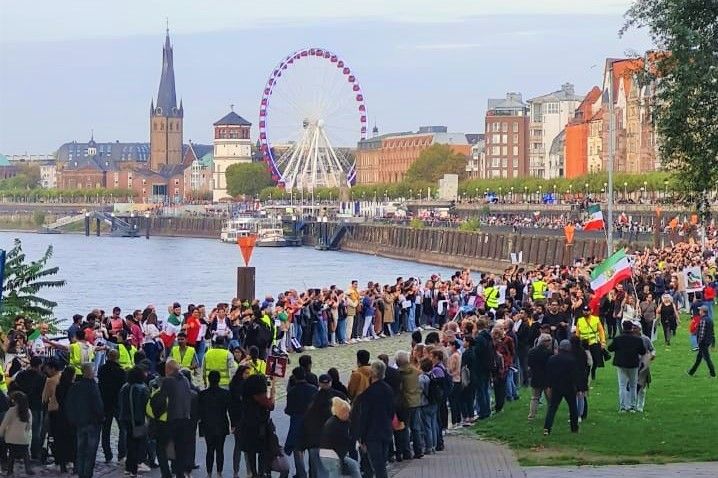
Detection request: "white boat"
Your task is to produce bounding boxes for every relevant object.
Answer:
[256,227,288,247]
[220,217,258,243]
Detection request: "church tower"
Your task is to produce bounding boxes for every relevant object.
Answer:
[150,29,183,172]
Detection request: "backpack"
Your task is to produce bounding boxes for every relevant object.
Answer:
[427,372,445,405]
[436,363,452,397]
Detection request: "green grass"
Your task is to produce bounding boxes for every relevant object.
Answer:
[475,309,718,466]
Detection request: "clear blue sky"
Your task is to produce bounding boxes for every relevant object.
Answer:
[0,0,652,153]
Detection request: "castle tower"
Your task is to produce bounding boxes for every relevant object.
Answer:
[150,29,183,171]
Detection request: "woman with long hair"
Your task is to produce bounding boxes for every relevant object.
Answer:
[238,373,276,478]
[53,367,77,473]
[0,391,33,475]
[118,366,149,478]
[656,294,680,345]
[229,365,250,478]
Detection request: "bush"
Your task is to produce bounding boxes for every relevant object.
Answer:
[459,218,481,232]
[32,210,46,226]
[409,218,424,229]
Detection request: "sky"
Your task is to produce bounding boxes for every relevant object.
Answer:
[0,0,653,153]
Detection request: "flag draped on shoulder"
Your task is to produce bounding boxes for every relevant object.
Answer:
[584,204,605,231]
[590,249,633,302]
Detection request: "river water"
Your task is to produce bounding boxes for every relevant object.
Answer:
[1,231,456,323]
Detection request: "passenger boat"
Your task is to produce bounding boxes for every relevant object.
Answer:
[255,227,288,247]
[220,216,258,243]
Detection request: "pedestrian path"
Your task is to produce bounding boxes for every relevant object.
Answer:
[390,433,524,478]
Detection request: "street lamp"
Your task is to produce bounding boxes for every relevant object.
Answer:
[623,181,628,200]
[603,182,608,201]
[384,189,388,202]
[510,186,514,202]
[664,179,669,198]
[498,187,503,202]
[474,187,479,200]
[524,186,528,201]
[584,182,589,196]
[409,188,413,200]
[643,180,648,200]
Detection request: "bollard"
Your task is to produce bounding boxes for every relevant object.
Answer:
[237,266,256,302]
[95,217,101,236]
[84,214,90,236]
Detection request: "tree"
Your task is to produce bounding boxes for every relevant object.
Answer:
[225,163,274,198]
[404,144,468,183]
[622,0,718,217]
[1,238,65,330]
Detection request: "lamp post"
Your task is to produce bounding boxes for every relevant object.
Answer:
[584,182,589,196]
[510,186,514,202]
[643,180,648,201]
[664,179,669,199]
[539,185,543,203]
[623,181,628,200]
[384,189,388,202]
[603,182,608,202]
[524,186,528,201]
[474,187,479,201]
[409,188,413,200]
[640,186,645,202]
[498,187,503,202]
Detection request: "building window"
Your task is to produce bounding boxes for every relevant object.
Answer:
[169,122,173,131]
[501,134,507,144]
[492,133,500,144]
[513,158,519,168]
[545,102,559,114]
[513,145,519,156]
[501,146,508,156]
[501,122,508,132]
[513,133,519,143]
[502,158,508,168]
[160,123,164,130]
[174,179,179,186]
[513,122,519,132]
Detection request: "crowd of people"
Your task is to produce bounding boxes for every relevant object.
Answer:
[0,236,715,477]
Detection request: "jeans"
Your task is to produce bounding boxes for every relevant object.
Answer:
[420,404,438,452]
[308,448,320,477]
[195,339,207,368]
[617,367,639,410]
[336,318,347,343]
[474,375,491,418]
[317,454,361,478]
[313,319,328,348]
[362,315,377,338]
[506,368,519,400]
[102,411,126,461]
[461,383,475,419]
[543,389,579,433]
[291,450,307,478]
[76,423,101,478]
[689,345,716,376]
[30,408,43,459]
[407,407,424,456]
[365,440,390,478]
[407,305,416,332]
[143,342,160,373]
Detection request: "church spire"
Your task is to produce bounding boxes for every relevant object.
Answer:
[155,28,180,117]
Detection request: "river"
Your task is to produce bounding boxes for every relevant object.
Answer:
[1,232,457,323]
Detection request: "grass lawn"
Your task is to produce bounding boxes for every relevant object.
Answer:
[475,310,718,466]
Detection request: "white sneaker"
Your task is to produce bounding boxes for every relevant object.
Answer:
[138,463,151,472]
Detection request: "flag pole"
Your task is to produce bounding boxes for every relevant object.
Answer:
[606,60,616,258]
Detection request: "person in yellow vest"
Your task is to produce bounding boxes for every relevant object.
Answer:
[575,305,607,380]
[242,345,267,376]
[170,332,198,371]
[0,361,7,394]
[203,336,235,389]
[531,274,547,302]
[117,330,137,371]
[69,329,95,376]
[484,280,499,311]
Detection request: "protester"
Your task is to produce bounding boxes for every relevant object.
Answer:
[98,349,127,464]
[608,321,647,412]
[0,391,34,475]
[198,370,231,477]
[688,305,716,377]
[118,366,150,477]
[65,363,104,478]
[357,361,394,478]
[527,334,553,420]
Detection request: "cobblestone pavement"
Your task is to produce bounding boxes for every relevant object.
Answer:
[525,462,718,478]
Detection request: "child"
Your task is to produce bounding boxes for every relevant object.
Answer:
[0,391,33,475]
[689,313,701,351]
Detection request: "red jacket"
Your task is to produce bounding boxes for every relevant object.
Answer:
[185,316,201,345]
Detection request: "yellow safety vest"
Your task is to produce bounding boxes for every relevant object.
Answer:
[170,345,196,369]
[118,344,137,370]
[532,280,547,300]
[69,342,95,376]
[204,348,231,386]
[247,359,267,377]
[485,287,499,309]
[145,387,168,422]
[576,315,603,346]
[0,363,7,393]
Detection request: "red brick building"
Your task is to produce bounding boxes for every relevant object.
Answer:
[483,93,529,178]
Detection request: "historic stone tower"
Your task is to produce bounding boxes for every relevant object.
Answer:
[150,29,183,172]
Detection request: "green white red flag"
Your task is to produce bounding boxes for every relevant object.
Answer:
[589,249,633,309]
[584,204,605,231]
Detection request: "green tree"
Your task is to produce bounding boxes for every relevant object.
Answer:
[623,0,718,217]
[404,144,468,183]
[225,163,274,198]
[1,239,65,330]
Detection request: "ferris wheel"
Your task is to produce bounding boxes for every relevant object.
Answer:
[258,48,368,190]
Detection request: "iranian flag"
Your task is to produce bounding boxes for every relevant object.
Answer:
[584,204,605,231]
[590,249,633,303]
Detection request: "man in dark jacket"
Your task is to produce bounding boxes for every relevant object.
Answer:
[66,363,104,478]
[608,321,647,411]
[688,305,716,377]
[284,367,317,478]
[378,353,404,462]
[12,356,46,459]
[357,361,394,478]
[471,318,493,419]
[158,359,192,478]
[527,333,553,419]
[198,371,231,476]
[97,349,127,462]
[543,340,578,434]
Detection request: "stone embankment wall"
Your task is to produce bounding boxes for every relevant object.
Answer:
[144,216,224,238]
[305,223,608,273]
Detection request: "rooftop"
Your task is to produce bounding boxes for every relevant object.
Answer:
[214,110,252,126]
[529,83,583,103]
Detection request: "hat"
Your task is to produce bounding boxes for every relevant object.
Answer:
[318,373,332,384]
[581,305,591,313]
[172,302,181,309]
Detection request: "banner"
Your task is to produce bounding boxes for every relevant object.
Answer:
[682,266,704,293]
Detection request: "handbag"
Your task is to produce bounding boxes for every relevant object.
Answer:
[129,384,148,438]
[460,365,471,387]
